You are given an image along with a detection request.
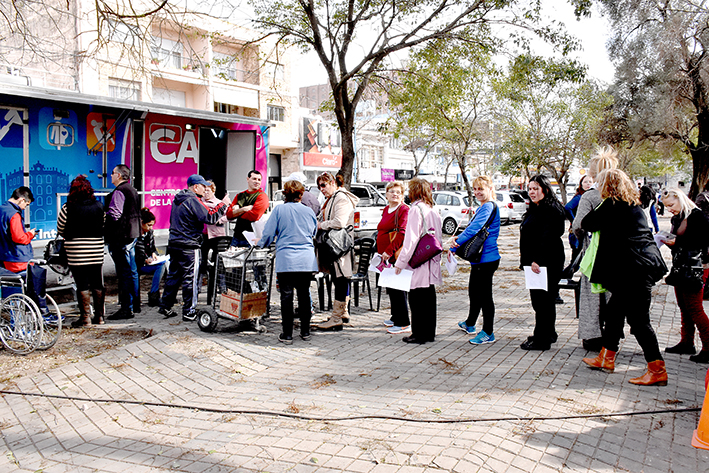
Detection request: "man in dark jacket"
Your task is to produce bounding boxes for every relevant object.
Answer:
[105,164,141,320]
[159,174,229,321]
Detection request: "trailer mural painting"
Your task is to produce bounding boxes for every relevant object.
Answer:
[0,88,269,239]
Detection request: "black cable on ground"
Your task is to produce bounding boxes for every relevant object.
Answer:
[0,390,701,424]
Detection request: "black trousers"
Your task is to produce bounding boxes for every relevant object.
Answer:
[529,267,560,345]
[70,264,105,292]
[409,284,436,341]
[279,272,312,337]
[333,276,350,302]
[466,260,499,335]
[160,247,200,314]
[603,282,663,362]
[387,288,410,327]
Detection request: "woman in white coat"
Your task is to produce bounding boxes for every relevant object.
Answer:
[394,178,443,344]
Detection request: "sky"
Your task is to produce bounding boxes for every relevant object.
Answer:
[291,3,615,89]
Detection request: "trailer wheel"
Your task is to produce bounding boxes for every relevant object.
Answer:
[198,309,218,332]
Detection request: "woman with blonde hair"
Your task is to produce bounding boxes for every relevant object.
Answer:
[394,178,442,344]
[314,172,359,331]
[450,176,501,345]
[571,145,619,351]
[661,187,709,363]
[581,169,669,386]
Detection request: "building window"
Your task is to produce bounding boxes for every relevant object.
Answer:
[46,175,52,183]
[46,185,52,195]
[214,102,239,115]
[151,37,182,69]
[109,78,141,101]
[37,175,42,185]
[37,196,43,206]
[267,105,285,122]
[108,19,140,47]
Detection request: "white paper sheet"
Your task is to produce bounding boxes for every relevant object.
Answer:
[445,251,457,276]
[148,255,169,265]
[242,231,259,247]
[524,266,548,291]
[377,267,413,292]
[252,215,268,240]
[654,230,674,249]
[369,254,383,274]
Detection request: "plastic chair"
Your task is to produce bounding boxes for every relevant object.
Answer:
[350,237,376,311]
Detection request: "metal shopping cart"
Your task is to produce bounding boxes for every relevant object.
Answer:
[197,246,275,333]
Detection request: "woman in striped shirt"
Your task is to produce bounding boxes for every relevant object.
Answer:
[57,175,106,327]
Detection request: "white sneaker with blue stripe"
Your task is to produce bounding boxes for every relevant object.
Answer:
[469,330,495,345]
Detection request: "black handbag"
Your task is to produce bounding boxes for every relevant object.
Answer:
[665,249,704,292]
[455,203,498,263]
[316,191,354,263]
[44,236,71,275]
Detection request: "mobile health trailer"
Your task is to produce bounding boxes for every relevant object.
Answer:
[0,84,270,238]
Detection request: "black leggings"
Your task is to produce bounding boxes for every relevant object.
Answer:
[69,264,105,292]
[333,276,350,302]
[466,260,499,334]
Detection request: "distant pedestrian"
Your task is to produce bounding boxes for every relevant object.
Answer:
[639,185,659,233]
[581,169,668,386]
[283,172,320,217]
[519,175,566,351]
[450,176,500,345]
[565,175,593,263]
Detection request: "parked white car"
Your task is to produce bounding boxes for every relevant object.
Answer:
[433,191,478,235]
[496,191,527,224]
[269,182,385,238]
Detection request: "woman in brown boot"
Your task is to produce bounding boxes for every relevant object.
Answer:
[580,169,668,386]
[314,173,358,331]
[57,175,106,327]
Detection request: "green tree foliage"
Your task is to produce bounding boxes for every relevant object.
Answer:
[582,0,709,197]
[494,54,611,202]
[386,34,496,202]
[249,0,574,186]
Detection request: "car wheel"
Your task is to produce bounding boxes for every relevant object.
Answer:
[443,218,458,235]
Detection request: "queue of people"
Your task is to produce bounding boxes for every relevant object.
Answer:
[1,153,707,390]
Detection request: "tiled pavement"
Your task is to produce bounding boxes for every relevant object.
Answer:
[2,220,709,472]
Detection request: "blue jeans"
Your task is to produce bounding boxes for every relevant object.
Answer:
[109,239,139,312]
[138,260,168,294]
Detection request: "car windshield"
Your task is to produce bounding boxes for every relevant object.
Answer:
[510,193,525,203]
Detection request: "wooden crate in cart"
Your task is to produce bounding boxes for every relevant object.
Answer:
[219,290,268,319]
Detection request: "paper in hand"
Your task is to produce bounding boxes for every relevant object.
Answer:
[378,267,412,292]
[524,266,548,291]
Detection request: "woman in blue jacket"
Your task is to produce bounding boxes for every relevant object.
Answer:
[258,179,318,344]
[450,176,501,345]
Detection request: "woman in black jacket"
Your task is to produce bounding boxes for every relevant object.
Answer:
[581,169,668,386]
[519,175,566,351]
[661,187,709,363]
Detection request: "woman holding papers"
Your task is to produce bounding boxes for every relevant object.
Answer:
[450,176,501,345]
[519,175,566,351]
[660,187,709,363]
[580,169,668,386]
[57,175,106,326]
[376,181,410,334]
[394,178,443,344]
[314,172,359,331]
[258,180,318,344]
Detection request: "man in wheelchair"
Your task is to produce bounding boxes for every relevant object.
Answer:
[0,186,49,315]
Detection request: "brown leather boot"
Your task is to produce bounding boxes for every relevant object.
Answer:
[582,347,616,372]
[629,360,668,386]
[71,290,92,328]
[91,288,105,325]
[342,296,351,324]
[315,300,344,331]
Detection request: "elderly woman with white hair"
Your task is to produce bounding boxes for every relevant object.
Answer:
[661,187,709,363]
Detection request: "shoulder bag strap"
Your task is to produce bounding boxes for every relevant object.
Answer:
[481,202,497,231]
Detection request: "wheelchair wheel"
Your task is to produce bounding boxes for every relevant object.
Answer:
[0,294,43,355]
[37,294,62,350]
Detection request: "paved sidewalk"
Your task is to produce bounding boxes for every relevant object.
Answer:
[2,220,709,472]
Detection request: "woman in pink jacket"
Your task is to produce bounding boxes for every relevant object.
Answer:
[394,178,443,344]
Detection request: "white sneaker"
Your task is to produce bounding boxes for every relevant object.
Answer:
[387,325,411,334]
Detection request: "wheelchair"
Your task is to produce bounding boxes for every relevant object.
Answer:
[0,261,62,355]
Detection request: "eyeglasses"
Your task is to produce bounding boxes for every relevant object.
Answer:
[387,190,402,195]
[318,183,328,189]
